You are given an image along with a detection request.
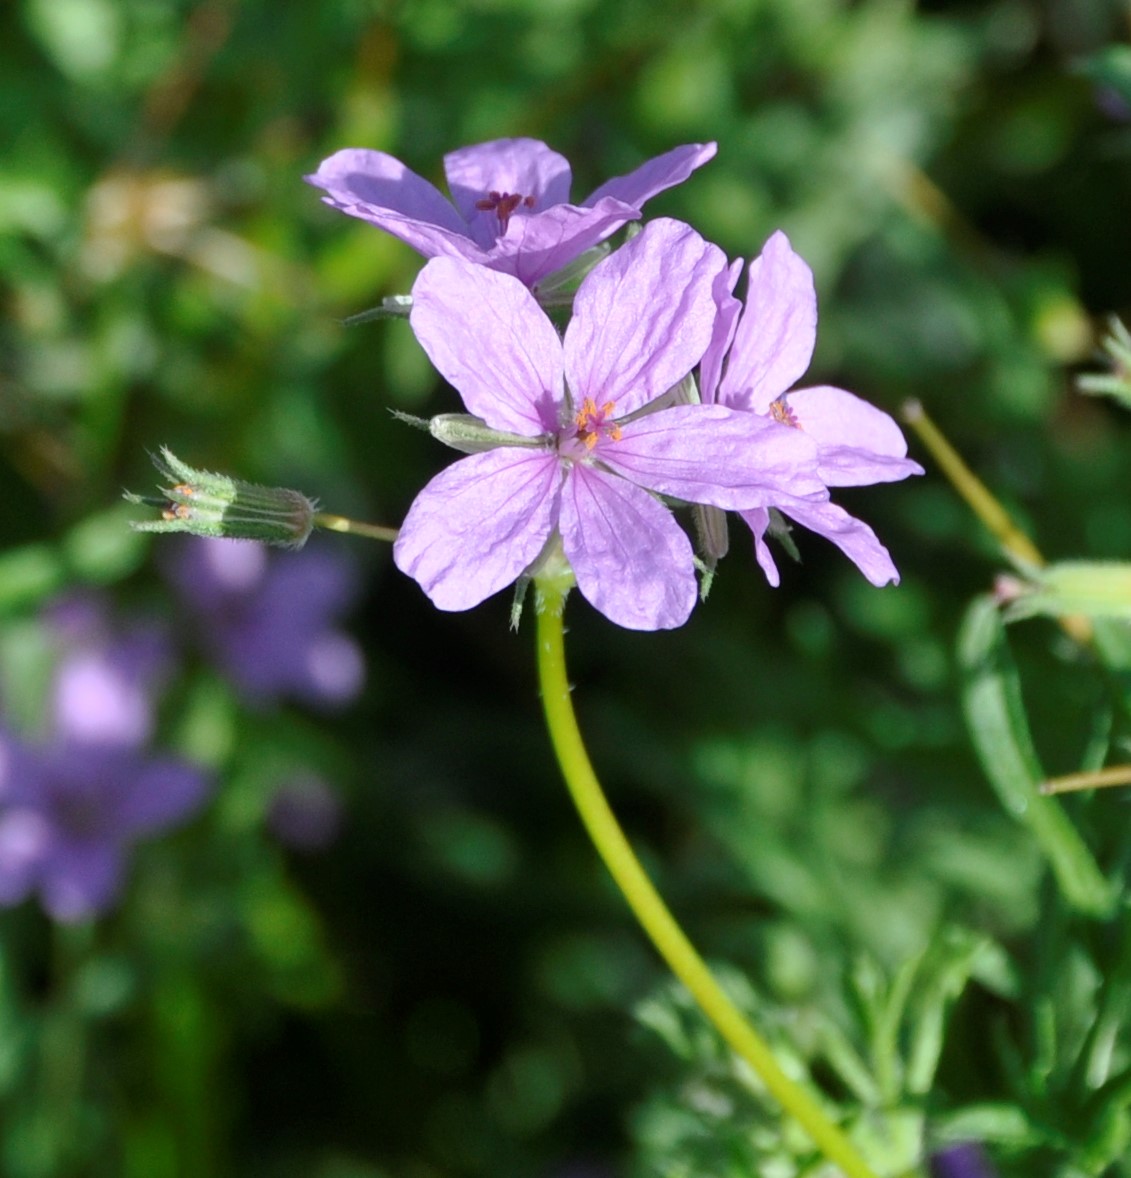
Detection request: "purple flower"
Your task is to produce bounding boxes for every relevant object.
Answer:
[305,137,716,289]
[394,219,827,630]
[45,594,172,749]
[165,538,365,709]
[700,231,923,586]
[929,1142,998,1178]
[0,728,210,922]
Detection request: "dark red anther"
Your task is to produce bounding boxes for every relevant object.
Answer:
[473,190,536,234]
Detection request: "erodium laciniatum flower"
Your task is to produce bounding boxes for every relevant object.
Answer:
[394,218,828,630]
[700,230,922,586]
[306,137,716,290]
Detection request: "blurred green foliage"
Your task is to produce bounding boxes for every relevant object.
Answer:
[3,0,1131,1175]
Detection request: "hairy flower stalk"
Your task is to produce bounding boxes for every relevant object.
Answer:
[534,582,883,1178]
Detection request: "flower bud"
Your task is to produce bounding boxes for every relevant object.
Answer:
[427,413,548,454]
[125,448,316,549]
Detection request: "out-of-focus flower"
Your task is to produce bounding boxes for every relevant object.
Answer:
[0,729,210,923]
[699,230,922,586]
[394,219,825,630]
[929,1142,998,1178]
[0,595,210,922]
[305,137,716,289]
[44,594,172,749]
[266,775,343,853]
[166,537,365,708]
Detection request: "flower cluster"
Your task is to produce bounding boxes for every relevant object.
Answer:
[309,136,920,630]
[125,141,921,627]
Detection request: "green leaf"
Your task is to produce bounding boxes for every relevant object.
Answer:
[957,596,1115,917]
[0,543,65,615]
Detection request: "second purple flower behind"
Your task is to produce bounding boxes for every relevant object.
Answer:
[700,231,923,586]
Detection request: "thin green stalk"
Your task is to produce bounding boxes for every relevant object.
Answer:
[534,593,883,1178]
[900,400,1043,568]
[313,512,398,543]
[901,399,1092,646]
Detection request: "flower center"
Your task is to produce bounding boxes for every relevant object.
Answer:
[769,397,801,429]
[474,190,536,235]
[573,398,622,450]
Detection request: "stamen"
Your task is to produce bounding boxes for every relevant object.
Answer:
[769,397,801,429]
[473,191,537,234]
[162,483,196,520]
[574,398,621,449]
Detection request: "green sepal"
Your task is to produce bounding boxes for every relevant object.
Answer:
[427,413,549,454]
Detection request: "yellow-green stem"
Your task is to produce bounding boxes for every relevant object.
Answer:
[901,400,1092,646]
[534,595,883,1178]
[1041,764,1131,795]
[901,400,1043,568]
[313,512,398,543]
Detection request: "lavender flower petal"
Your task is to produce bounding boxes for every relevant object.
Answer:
[305,147,474,254]
[166,538,365,709]
[411,258,564,434]
[608,405,827,509]
[394,449,562,611]
[443,138,573,237]
[720,229,817,411]
[53,651,154,748]
[0,809,51,905]
[504,197,641,288]
[771,498,901,586]
[565,219,725,417]
[705,229,920,583]
[561,466,697,631]
[739,506,783,587]
[786,385,923,486]
[309,138,714,288]
[582,141,717,208]
[699,257,744,406]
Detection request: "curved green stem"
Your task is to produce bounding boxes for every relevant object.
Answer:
[534,593,883,1178]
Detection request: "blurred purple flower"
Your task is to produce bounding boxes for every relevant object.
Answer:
[305,137,716,289]
[700,230,923,586]
[0,728,210,922]
[166,537,364,709]
[44,594,172,749]
[395,219,826,630]
[929,1142,998,1178]
[266,774,343,853]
